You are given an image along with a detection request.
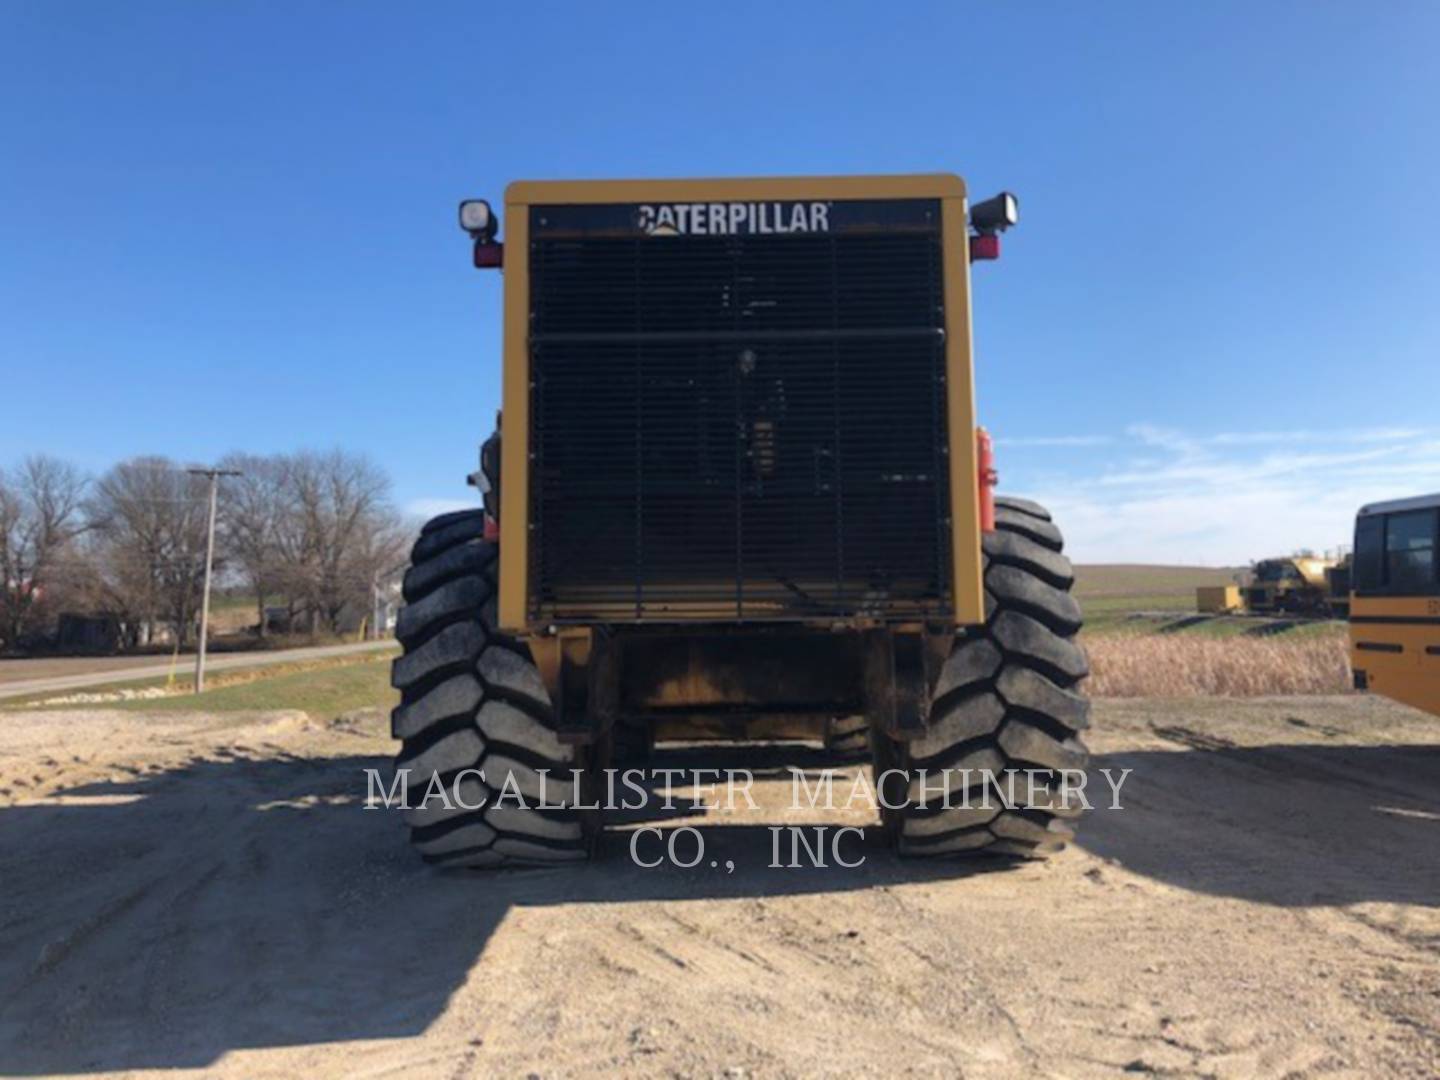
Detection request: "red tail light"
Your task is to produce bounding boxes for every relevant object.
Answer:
[970,234,1001,262]
[474,242,504,269]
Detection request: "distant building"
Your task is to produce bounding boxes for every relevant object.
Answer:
[55,613,122,653]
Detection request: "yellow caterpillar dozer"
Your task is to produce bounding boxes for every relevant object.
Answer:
[389,175,1089,867]
[1242,555,1348,617]
[1196,556,1351,618]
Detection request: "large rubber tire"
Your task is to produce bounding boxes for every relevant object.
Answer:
[824,714,871,761]
[610,715,654,765]
[390,509,596,868]
[877,495,1091,858]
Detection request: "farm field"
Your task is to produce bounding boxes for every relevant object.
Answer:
[1075,563,1345,635]
[1073,563,1243,616]
[1072,564,1352,697]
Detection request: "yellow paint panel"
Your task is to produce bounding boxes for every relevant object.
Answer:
[1196,585,1244,614]
[497,201,530,632]
[498,173,979,632]
[1349,594,1440,717]
[506,174,966,205]
[941,197,984,626]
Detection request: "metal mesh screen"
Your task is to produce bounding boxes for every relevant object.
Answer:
[528,202,951,622]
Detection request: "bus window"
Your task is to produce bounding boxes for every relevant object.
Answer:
[1384,509,1437,593]
[1354,515,1384,591]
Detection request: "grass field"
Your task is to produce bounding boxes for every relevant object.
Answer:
[1073,564,1242,617]
[6,653,399,715]
[1073,562,1344,633]
[1088,611,1346,640]
[113,654,397,715]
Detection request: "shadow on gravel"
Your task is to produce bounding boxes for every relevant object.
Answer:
[1083,740,1440,908]
[0,743,1013,1074]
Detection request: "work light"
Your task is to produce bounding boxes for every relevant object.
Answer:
[970,192,1018,234]
[459,199,496,239]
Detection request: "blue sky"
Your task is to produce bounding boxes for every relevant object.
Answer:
[3,2,1438,564]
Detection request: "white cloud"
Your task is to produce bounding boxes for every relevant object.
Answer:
[993,434,1113,448]
[1005,424,1440,565]
[1095,445,1400,489]
[1207,427,1427,447]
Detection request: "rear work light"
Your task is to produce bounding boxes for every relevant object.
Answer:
[970,191,1018,234]
[461,197,502,267]
[459,199,496,239]
[968,191,1016,263]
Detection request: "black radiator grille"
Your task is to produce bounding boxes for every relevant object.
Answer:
[528,204,951,622]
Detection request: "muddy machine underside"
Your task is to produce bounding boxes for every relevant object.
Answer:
[530,624,952,750]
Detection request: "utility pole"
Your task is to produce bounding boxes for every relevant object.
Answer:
[188,467,242,694]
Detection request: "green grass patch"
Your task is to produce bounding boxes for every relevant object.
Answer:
[1081,611,1347,641]
[1074,564,1241,600]
[1072,563,1347,641]
[1082,592,1200,615]
[112,654,398,715]
[212,591,262,612]
[1076,564,1252,632]
[5,653,399,716]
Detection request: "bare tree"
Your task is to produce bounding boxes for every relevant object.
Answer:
[217,452,289,637]
[275,450,401,634]
[0,456,89,649]
[3,447,405,650]
[353,504,409,635]
[88,458,211,647]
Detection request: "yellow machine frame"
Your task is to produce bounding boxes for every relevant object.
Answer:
[496,174,984,634]
[1196,585,1243,614]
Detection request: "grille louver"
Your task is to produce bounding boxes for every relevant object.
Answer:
[528,202,952,622]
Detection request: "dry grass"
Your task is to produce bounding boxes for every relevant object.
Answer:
[1083,632,1351,697]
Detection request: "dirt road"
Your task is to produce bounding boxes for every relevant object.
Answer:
[0,641,396,701]
[0,695,1436,1077]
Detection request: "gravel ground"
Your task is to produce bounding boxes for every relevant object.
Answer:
[0,694,1436,1077]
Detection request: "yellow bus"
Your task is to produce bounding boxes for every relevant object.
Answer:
[1349,494,1440,716]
